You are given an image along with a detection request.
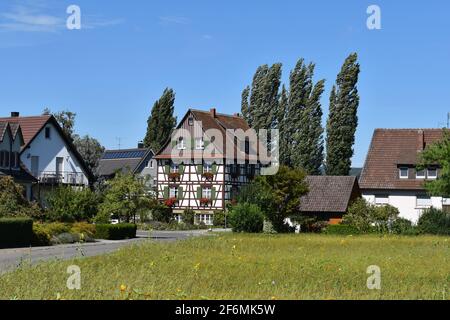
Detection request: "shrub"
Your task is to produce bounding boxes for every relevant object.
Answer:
[51,232,81,245]
[417,208,450,235]
[391,218,417,235]
[229,203,264,233]
[323,224,361,235]
[213,210,226,227]
[181,208,195,225]
[46,186,99,222]
[0,218,33,248]
[0,177,41,219]
[95,223,137,240]
[70,222,96,237]
[31,224,52,246]
[151,204,173,223]
[41,222,71,236]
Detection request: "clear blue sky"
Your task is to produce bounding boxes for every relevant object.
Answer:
[1,0,449,166]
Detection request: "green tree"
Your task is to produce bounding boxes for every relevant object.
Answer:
[277,85,290,166]
[97,172,155,223]
[288,59,325,174]
[0,177,41,219]
[419,130,450,197]
[326,53,360,175]
[143,88,177,152]
[73,135,105,178]
[241,86,251,125]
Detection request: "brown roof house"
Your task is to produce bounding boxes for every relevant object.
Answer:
[0,112,92,202]
[154,108,270,225]
[359,129,450,222]
[297,176,361,225]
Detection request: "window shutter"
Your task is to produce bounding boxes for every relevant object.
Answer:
[178,186,183,200]
[197,164,203,174]
[197,187,202,199]
[164,165,170,174]
[163,186,169,199]
[179,164,185,174]
[211,187,216,200]
[212,163,218,174]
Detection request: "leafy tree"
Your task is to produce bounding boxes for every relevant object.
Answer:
[417,208,450,235]
[46,186,100,222]
[419,130,450,197]
[143,88,177,152]
[229,203,264,233]
[326,53,360,175]
[241,166,308,232]
[43,108,77,142]
[241,86,251,125]
[73,134,105,178]
[277,85,290,166]
[288,59,325,174]
[97,172,155,223]
[0,177,41,219]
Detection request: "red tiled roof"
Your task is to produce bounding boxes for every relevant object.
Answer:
[359,129,447,190]
[0,115,51,146]
[299,176,360,213]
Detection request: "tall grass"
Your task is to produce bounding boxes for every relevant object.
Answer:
[0,234,449,300]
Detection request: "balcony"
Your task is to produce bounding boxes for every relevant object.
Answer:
[36,171,86,185]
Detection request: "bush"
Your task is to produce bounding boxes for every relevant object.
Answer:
[70,222,96,237]
[229,203,264,233]
[213,210,226,227]
[417,208,450,235]
[323,224,361,235]
[51,232,81,245]
[95,223,137,240]
[31,224,52,246]
[391,218,418,235]
[181,208,195,225]
[0,218,33,248]
[151,204,173,223]
[46,186,99,222]
[0,177,41,219]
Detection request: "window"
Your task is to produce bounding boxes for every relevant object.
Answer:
[195,138,204,150]
[375,195,389,205]
[204,163,212,173]
[45,127,51,139]
[177,137,186,150]
[427,168,437,179]
[0,151,4,168]
[202,187,212,199]
[174,214,183,223]
[150,160,154,169]
[416,196,432,208]
[399,167,409,179]
[416,169,425,179]
[198,214,213,225]
[4,151,9,168]
[171,163,179,173]
[188,117,194,126]
[169,187,177,198]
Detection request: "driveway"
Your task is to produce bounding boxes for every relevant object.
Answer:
[0,230,209,274]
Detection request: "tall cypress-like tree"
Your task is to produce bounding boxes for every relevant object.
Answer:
[325,53,360,176]
[287,59,325,174]
[241,86,251,125]
[277,85,290,166]
[143,88,177,152]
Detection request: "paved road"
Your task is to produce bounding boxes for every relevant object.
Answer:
[0,230,209,274]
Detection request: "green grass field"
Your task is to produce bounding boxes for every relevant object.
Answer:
[0,233,449,300]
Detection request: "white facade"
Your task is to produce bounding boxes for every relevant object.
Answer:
[20,122,89,186]
[362,191,448,223]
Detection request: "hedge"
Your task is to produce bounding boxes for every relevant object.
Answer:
[323,224,361,235]
[0,218,33,248]
[95,223,137,240]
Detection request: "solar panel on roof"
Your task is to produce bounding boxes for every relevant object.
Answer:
[102,150,146,160]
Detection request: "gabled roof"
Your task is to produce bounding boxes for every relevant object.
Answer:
[0,115,93,181]
[97,148,153,177]
[0,121,24,145]
[359,129,447,190]
[299,176,360,213]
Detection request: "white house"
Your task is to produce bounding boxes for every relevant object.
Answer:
[0,112,92,202]
[154,108,261,225]
[359,129,450,223]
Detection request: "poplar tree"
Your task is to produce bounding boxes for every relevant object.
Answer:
[325,53,360,176]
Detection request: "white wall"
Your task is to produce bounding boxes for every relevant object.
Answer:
[20,122,88,185]
[363,190,444,223]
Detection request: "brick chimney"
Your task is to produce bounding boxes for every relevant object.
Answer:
[417,130,425,152]
[210,108,216,118]
[11,112,19,117]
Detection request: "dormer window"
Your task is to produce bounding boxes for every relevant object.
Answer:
[399,167,409,179]
[427,168,437,179]
[416,169,425,179]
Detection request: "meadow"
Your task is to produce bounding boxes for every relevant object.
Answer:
[0,233,449,300]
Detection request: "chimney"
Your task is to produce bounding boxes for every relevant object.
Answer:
[11,112,19,117]
[417,130,425,152]
[210,108,216,118]
[138,141,144,149]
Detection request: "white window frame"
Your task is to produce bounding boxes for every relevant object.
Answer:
[427,168,437,180]
[375,195,389,206]
[169,187,177,198]
[204,163,212,173]
[416,169,426,179]
[171,163,179,173]
[399,167,409,179]
[202,187,212,199]
[177,137,186,150]
[195,138,204,150]
[416,196,432,208]
[199,214,213,226]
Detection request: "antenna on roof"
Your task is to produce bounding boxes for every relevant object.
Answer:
[447,112,450,129]
[115,137,123,150]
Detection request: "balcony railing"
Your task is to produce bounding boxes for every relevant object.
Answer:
[36,171,86,185]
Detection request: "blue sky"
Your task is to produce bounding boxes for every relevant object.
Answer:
[1,0,449,166]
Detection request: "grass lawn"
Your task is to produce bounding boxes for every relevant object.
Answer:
[0,233,449,300]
